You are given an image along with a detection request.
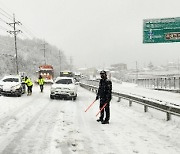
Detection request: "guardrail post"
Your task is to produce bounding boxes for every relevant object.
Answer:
[129,100,132,106]
[117,97,121,102]
[165,78,167,89]
[169,78,171,89]
[144,105,148,112]
[166,112,171,121]
[166,107,172,121]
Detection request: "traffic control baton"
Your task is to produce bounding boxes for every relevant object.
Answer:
[96,103,107,117]
[85,100,96,112]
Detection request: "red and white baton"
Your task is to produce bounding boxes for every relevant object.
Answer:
[85,100,96,112]
[96,103,107,117]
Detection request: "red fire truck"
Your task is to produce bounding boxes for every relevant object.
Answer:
[38,65,54,83]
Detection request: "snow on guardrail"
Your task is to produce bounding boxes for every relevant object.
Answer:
[80,81,180,121]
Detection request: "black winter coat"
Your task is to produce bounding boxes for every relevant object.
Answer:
[97,79,112,102]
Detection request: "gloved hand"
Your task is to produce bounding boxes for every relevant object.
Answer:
[96,96,99,100]
[106,96,111,102]
[105,98,111,103]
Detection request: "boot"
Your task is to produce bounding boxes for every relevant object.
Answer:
[96,118,103,122]
[101,120,109,124]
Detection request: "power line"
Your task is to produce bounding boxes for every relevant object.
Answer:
[0,9,12,21]
[18,24,37,39]
[0,24,8,31]
[0,1,14,17]
[19,31,32,40]
[0,2,39,39]
[0,7,13,20]
[0,17,8,24]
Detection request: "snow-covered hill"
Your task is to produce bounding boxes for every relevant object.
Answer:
[0,35,68,77]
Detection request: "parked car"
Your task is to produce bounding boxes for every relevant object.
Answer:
[0,75,25,97]
[50,77,77,100]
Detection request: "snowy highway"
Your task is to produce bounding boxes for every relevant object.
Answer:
[0,84,180,154]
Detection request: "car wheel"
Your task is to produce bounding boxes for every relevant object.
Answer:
[50,95,54,99]
[17,93,22,97]
[72,96,77,101]
[22,89,25,94]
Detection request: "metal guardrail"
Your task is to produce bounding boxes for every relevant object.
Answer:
[137,77,180,92]
[80,82,180,121]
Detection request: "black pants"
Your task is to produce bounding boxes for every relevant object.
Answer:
[27,85,33,94]
[40,85,44,92]
[99,98,110,121]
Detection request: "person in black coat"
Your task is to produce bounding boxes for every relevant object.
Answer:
[96,70,112,124]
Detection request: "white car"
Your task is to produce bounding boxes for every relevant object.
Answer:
[0,75,25,97]
[50,77,77,100]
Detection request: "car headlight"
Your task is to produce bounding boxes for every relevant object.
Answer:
[11,84,21,90]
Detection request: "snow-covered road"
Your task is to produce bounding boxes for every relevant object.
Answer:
[0,84,180,154]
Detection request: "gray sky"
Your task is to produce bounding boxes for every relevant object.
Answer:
[0,0,180,69]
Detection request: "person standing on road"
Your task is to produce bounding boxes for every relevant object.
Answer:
[38,75,45,92]
[96,70,112,124]
[25,76,33,96]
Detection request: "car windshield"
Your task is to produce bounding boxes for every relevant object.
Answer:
[3,78,19,82]
[55,79,72,84]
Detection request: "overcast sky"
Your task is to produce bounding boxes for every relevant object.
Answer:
[0,0,180,69]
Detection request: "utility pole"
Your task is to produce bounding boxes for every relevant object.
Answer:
[7,14,21,74]
[41,41,47,65]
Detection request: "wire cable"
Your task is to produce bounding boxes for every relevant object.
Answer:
[0,2,42,41]
[0,9,12,21]
[0,24,8,31]
[0,7,13,20]
[0,17,7,24]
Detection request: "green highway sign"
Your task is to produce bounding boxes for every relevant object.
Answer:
[143,17,180,43]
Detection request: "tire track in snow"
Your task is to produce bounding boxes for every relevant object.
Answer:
[0,99,51,153]
[13,100,66,154]
[55,100,80,154]
[0,94,43,128]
